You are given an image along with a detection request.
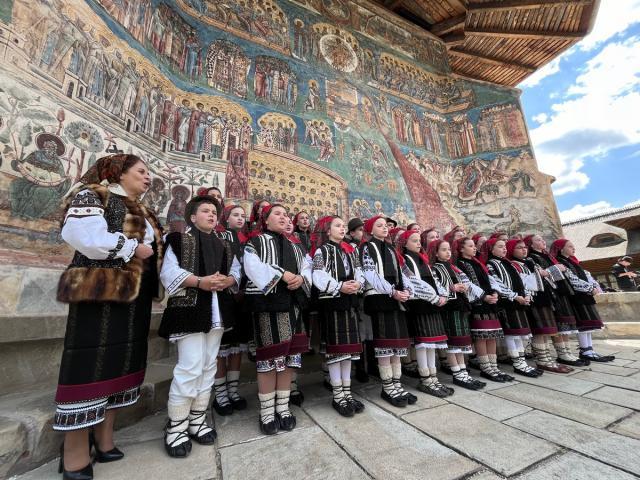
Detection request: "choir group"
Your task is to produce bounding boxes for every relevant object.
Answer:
[52,154,613,479]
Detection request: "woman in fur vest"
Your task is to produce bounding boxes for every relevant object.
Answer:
[54,154,163,479]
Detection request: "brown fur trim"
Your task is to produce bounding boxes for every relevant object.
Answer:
[57,267,141,303]
[58,183,166,303]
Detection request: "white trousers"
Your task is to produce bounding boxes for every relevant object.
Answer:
[168,329,224,408]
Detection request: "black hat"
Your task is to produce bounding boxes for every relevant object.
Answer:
[619,255,633,263]
[386,217,398,227]
[347,217,364,233]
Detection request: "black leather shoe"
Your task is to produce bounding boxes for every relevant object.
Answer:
[95,446,124,463]
[58,444,94,480]
[347,397,365,413]
[480,370,506,382]
[212,399,233,416]
[276,412,297,431]
[259,417,279,435]
[380,390,408,407]
[404,391,418,405]
[190,428,217,445]
[453,377,483,390]
[163,420,193,458]
[513,367,541,378]
[289,389,304,406]
[230,396,248,410]
[557,357,588,367]
[332,400,355,417]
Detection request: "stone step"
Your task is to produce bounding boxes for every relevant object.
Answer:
[0,359,175,478]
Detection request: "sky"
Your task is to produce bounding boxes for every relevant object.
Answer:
[518,0,640,223]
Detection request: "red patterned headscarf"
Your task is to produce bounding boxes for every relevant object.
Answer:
[364,215,385,235]
[396,230,428,267]
[524,234,558,264]
[426,239,462,273]
[550,238,580,265]
[479,238,499,264]
[443,225,463,244]
[79,154,142,185]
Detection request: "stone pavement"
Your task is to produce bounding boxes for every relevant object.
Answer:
[13,339,640,480]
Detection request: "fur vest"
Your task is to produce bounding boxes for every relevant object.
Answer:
[57,183,164,304]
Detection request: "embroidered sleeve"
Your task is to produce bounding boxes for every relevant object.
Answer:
[400,269,414,296]
[361,244,394,296]
[160,245,191,295]
[228,256,242,294]
[61,212,138,262]
[546,264,565,282]
[565,269,594,293]
[63,189,104,222]
[300,253,313,297]
[487,263,518,300]
[521,271,540,294]
[312,249,341,296]
[243,243,284,294]
[459,272,484,302]
[404,268,439,304]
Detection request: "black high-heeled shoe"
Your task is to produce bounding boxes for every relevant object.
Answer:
[58,444,94,480]
[89,431,124,463]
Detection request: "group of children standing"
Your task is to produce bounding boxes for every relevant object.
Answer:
[159,190,614,458]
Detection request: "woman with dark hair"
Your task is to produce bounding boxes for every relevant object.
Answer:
[397,231,453,397]
[247,199,271,237]
[311,216,365,416]
[55,154,164,479]
[293,210,312,252]
[406,223,421,233]
[421,227,440,246]
[429,239,485,390]
[550,239,615,363]
[197,186,224,208]
[211,205,250,416]
[360,215,415,407]
[453,238,512,382]
[525,235,586,367]
[483,239,541,377]
[507,240,572,374]
[244,204,311,434]
[159,195,241,457]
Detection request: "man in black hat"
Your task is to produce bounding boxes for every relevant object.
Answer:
[386,217,398,229]
[612,256,638,291]
[345,217,365,249]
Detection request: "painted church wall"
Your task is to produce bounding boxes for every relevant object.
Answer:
[0,0,561,262]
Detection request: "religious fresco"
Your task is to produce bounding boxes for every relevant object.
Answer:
[0,0,560,262]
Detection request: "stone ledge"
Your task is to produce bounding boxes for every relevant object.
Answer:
[0,358,175,478]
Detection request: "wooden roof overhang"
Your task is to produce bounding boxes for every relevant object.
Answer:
[371,0,600,86]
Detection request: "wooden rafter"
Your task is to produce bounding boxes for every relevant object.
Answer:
[467,0,593,13]
[465,27,584,40]
[430,13,466,36]
[449,49,536,72]
[441,32,466,47]
[384,0,404,10]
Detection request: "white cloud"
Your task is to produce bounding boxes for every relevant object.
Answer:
[528,36,640,196]
[532,113,548,124]
[519,55,563,88]
[559,201,613,223]
[579,0,640,51]
[560,197,640,223]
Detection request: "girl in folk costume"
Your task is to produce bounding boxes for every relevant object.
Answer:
[159,196,241,458]
[311,216,366,416]
[398,231,454,397]
[244,204,312,434]
[507,240,573,374]
[443,225,465,245]
[246,199,271,237]
[283,214,308,406]
[525,235,586,367]
[211,205,249,416]
[482,239,541,377]
[550,239,615,363]
[472,233,487,257]
[55,155,163,478]
[428,240,486,390]
[453,238,513,383]
[360,216,416,407]
[293,210,312,252]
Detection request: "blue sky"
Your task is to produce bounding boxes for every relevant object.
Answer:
[518,0,640,223]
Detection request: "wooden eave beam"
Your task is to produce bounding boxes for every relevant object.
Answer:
[449,48,536,72]
[465,27,584,40]
[430,14,466,36]
[384,0,405,10]
[467,0,593,13]
[441,32,466,47]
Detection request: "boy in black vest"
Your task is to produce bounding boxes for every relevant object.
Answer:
[159,196,241,458]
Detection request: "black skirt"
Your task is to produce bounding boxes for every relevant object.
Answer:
[406,311,448,347]
[54,271,154,431]
[321,308,362,363]
[496,301,531,336]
